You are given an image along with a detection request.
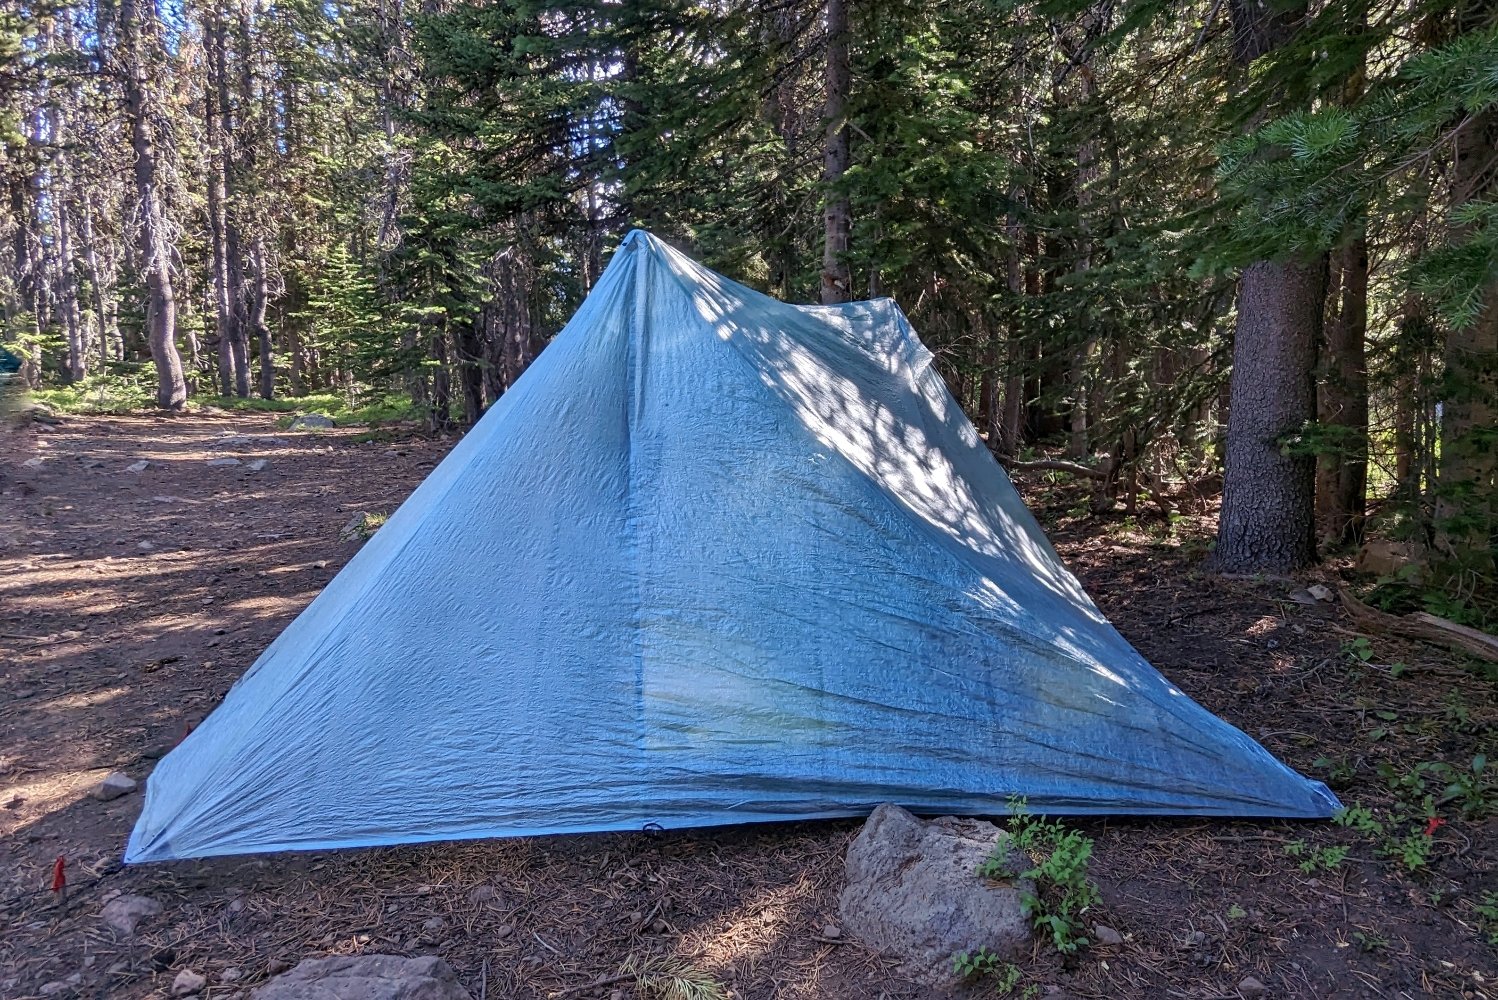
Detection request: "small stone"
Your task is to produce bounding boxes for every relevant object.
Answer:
[14,688,35,699]
[1287,590,1318,606]
[100,894,162,935]
[66,973,83,985]
[137,541,155,551]
[1238,976,1267,998]
[422,916,447,933]
[821,923,841,939]
[247,459,268,472]
[125,460,150,473]
[313,560,328,570]
[173,968,206,996]
[91,772,138,801]
[1307,583,1335,602]
[206,457,242,467]
[467,885,500,906]
[221,968,243,983]
[266,958,293,975]
[494,924,514,939]
[82,956,96,968]
[1093,923,1123,946]
[22,457,45,468]
[38,982,68,996]
[650,918,668,933]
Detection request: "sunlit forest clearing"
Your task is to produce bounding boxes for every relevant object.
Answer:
[2,0,1495,997]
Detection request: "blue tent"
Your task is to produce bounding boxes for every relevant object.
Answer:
[127,232,1337,863]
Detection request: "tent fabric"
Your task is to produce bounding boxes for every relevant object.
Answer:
[127,231,1338,863]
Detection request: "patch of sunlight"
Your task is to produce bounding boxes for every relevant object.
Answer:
[689,877,815,977]
[0,768,105,838]
[40,685,130,711]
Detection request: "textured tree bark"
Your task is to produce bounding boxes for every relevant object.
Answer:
[1212,0,1318,572]
[205,13,236,396]
[78,197,114,369]
[48,93,87,383]
[819,0,852,305]
[1434,102,1498,569]
[998,214,1026,457]
[120,0,187,410]
[1316,235,1368,548]
[479,245,536,404]
[249,238,274,399]
[1213,258,1325,572]
[1392,296,1428,497]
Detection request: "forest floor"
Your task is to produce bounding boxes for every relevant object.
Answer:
[1,411,1494,1000]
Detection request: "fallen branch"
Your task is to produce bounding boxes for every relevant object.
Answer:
[1007,459,1109,480]
[1340,589,1498,664]
[553,973,633,998]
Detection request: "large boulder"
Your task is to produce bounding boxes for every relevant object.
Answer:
[289,413,335,430]
[839,803,1032,983]
[1357,539,1425,580]
[250,955,472,1000]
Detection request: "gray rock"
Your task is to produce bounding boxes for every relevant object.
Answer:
[289,413,335,430]
[1238,976,1267,998]
[467,885,501,907]
[838,803,1032,983]
[206,457,242,467]
[222,968,244,983]
[125,460,150,473]
[38,981,68,996]
[1358,539,1425,579]
[173,969,207,996]
[22,457,45,468]
[100,894,162,935]
[422,916,447,933]
[249,955,473,1000]
[91,772,138,801]
[247,459,269,472]
[1093,923,1123,946]
[1306,583,1335,602]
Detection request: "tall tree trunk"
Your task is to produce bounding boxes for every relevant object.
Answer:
[1215,260,1325,572]
[1434,100,1498,570]
[205,12,236,396]
[819,0,851,305]
[1314,38,1369,550]
[1211,0,1320,573]
[249,238,273,398]
[48,99,87,383]
[1392,295,1428,498]
[119,0,187,410]
[998,211,1026,457]
[1316,235,1369,548]
[78,196,114,370]
[479,245,535,403]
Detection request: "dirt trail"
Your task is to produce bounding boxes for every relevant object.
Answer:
[1,413,1493,999]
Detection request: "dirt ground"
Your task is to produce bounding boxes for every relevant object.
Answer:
[1,411,1493,1000]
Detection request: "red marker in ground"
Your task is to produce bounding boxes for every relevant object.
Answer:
[50,856,66,898]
